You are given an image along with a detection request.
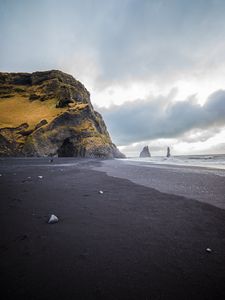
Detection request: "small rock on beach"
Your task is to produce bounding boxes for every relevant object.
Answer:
[206,248,212,253]
[48,214,59,224]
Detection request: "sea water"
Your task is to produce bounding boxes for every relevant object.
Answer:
[124,154,225,170]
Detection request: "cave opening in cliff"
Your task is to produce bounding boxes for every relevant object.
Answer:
[57,138,76,157]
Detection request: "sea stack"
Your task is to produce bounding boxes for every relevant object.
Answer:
[167,147,171,158]
[139,146,151,158]
[0,70,125,158]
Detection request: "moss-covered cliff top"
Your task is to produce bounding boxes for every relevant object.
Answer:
[0,70,92,128]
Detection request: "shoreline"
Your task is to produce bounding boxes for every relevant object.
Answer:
[1,155,225,172]
[1,158,225,299]
[93,159,225,210]
[120,157,225,171]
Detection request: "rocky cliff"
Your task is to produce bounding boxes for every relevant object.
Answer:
[139,146,151,158]
[0,70,125,158]
[166,146,171,158]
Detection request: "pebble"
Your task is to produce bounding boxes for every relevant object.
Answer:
[38,176,43,179]
[206,248,212,253]
[99,190,104,194]
[48,214,59,224]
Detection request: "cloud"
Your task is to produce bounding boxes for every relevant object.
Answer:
[82,0,225,88]
[207,142,225,154]
[180,127,222,143]
[1,0,225,90]
[98,90,225,145]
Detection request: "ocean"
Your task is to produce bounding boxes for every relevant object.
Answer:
[124,154,225,170]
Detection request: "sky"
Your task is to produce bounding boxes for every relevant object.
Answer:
[1,0,225,156]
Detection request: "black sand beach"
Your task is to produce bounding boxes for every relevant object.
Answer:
[1,158,225,300]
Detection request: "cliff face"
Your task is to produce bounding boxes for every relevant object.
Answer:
[0,70,125,158]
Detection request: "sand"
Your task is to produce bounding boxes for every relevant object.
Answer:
[0,158,225,300]
[93,159,225,209]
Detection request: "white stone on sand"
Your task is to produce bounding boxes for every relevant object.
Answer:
[48,214,59,224]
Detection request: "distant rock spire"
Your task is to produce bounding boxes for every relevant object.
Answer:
[166,146,170,158]
[139,146,151,158]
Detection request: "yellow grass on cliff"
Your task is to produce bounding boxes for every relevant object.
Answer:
[0,95,66,129]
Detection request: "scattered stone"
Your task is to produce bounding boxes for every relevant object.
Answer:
[48,214,59,224]
[206,248,212,253]
[0,174,2,177]
[38,175,43,179]
[99,190,104,194]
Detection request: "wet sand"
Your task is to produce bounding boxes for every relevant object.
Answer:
[94,159,225,210]
[0,158,225,300]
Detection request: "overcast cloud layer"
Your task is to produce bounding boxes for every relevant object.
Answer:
[1,0,225,154]
[1,0,225,87]
[99,90,225,145]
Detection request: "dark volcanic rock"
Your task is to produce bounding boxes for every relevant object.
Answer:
[35,119,48,130]
[139,146,151,158]
[0,70,125,158]
[0,134,15,156]
[167,146,171,158]
[29,93,40,101]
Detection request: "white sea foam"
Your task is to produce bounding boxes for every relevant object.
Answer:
[122,154,225,170]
